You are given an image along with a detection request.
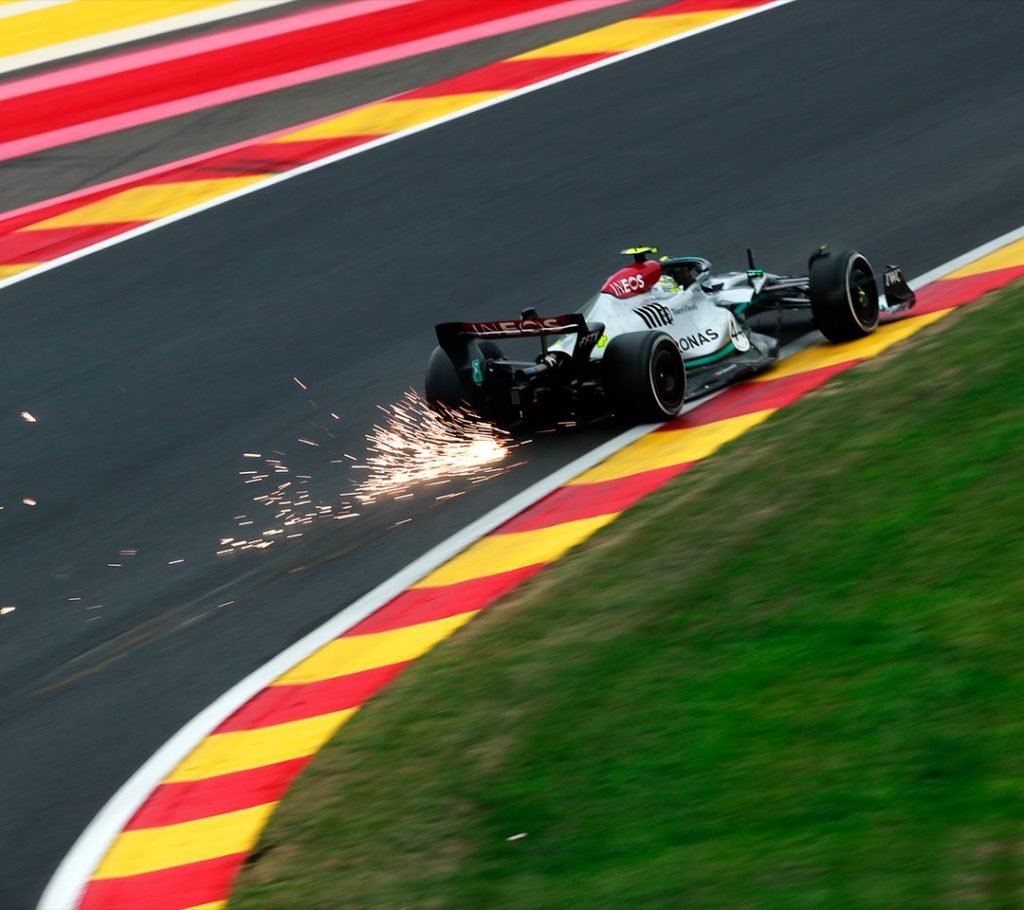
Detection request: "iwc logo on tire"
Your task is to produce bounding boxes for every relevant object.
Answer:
[729,317,751,352]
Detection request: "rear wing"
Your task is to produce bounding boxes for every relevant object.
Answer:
[435,313,588,348]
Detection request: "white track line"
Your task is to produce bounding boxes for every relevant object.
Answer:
[0,0,297,76]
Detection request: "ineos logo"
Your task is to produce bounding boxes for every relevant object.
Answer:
[467,317,566,335]
[609,274,647,297]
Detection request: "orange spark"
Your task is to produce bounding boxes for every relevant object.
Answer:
[351,391,518,504]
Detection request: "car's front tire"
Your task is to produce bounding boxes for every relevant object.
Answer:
[603,331,686,423]
[809,248,880,342]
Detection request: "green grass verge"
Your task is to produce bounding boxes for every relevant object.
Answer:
[231,284,1024,910]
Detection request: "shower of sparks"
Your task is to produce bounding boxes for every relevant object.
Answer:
[351,391,519,504]
[20,411,36,422]
[217,388,523,556]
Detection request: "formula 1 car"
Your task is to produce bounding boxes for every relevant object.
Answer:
[425,245,916,428]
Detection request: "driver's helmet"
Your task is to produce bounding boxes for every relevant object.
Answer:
[660,256,709,289]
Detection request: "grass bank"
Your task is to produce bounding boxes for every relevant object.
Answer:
[232,284,1024,910]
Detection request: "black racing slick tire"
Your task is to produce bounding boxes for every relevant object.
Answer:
[809,248,880,342]
[424,346,467,412]
[478,341,504,362]
[603,331,686,424]
[425,342,502,415]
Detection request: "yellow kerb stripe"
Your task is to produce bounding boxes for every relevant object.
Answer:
[182,903,226,910]
[0,1,233,56]
[513,11,743,58]
[93,802,276,879]
[945,237,1024,278]
[752,309,954,382]
[0,263,40,278]
[414,513,618,589]
[275,611,478,686]
[272,94,504,141]
[166,709,357,782]
[571,410,772,486]
[24,178,266,228]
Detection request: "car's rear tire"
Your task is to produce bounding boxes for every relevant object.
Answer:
[809,248,880,342]
[424,345,467,411]
[603,331,686,423]
[478,341,504,362]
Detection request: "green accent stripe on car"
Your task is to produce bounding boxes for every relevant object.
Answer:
[685,342,737,367]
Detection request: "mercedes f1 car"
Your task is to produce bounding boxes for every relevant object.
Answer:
[425,245,916,428]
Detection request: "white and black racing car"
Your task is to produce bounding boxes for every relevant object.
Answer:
[425,245,916,428]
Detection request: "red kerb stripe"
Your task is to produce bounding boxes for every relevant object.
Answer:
[125,757,310,830]
[902,268,1024,315]
[216,663,408,732]
[658,362,854,430]
[142,137,381,182]
[0,223,144,264]
[79,852,246,910]
[497,464,694,534]
[344,566,543,635]
[640,0,765,14]
[402,54,610,97]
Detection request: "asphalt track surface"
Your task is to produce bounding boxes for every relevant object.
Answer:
[3,1,1024,907]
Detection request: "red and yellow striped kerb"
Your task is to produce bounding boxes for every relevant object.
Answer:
[0,0,772,282]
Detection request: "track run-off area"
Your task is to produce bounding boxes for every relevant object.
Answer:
[1,1,1022,908]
